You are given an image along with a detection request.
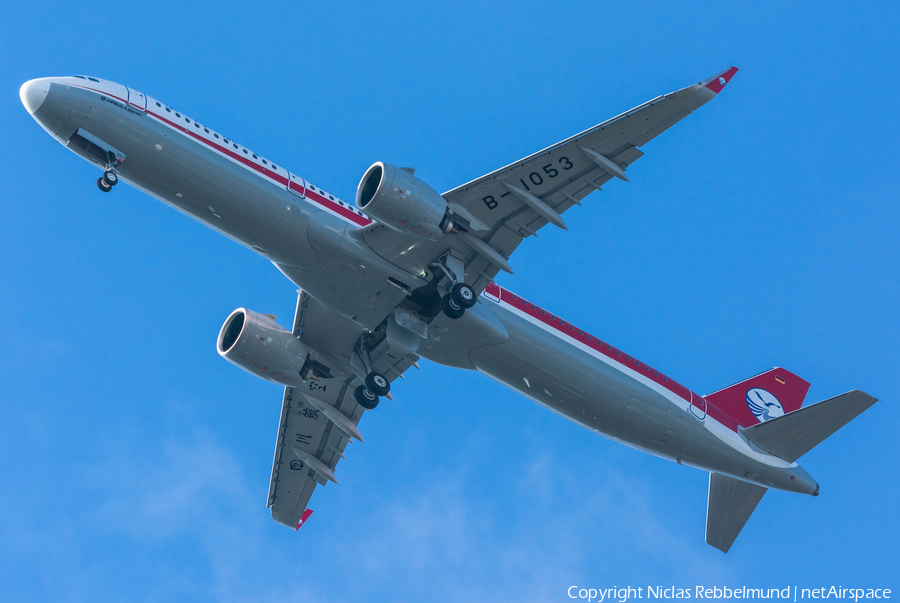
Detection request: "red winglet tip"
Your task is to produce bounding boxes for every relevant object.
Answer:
[705,66,739,94]
[296,509,314,530]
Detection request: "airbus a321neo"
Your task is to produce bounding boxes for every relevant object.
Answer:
[20,67,877,552]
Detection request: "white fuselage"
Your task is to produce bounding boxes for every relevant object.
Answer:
[20,75,819,496]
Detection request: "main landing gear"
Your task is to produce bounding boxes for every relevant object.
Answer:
[440,282,476,319]
[354,336,390,410]
[354,371,389,410]
[429,253,478,320]
[96,170,118,193]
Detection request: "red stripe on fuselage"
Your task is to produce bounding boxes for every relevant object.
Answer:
[71,83,372,227]
[146,108,371,226]
[487,283,740,431]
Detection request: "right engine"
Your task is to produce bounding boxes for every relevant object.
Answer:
[217,308,310,386]
[356,161,454,239]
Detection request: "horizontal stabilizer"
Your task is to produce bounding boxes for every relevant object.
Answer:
[740,390,878,463]
[706,473,767,553]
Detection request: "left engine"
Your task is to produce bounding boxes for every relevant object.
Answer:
[356,161,454,239]
[217,308,310,386]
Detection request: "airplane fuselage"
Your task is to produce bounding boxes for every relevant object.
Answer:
[21,76,819,498]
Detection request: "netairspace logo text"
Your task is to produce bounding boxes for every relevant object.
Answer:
[567,586,892,603]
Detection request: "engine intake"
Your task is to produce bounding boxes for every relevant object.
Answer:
[356,162,453,239]
[217,308,310,386]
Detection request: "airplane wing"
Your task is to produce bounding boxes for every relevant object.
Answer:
[363,67,738,295]
[269,68,738,526]
[266,290,417,529]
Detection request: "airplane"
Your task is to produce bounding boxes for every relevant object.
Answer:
[19,67,878,553]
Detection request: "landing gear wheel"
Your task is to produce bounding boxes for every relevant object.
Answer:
[354,385,379,410]
[102,171,118,187]
[451,283,476,309]
[97,177,112,193]
[440,294,465,319]
[365,372,390,396]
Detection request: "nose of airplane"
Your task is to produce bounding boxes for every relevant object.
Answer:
[19,78,51,114]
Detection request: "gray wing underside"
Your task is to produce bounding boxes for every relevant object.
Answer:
[362,67,737,295]
[267,291,417,529]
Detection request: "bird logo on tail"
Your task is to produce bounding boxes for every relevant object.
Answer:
[746,388,785,422]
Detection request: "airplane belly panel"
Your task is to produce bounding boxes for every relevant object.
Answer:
[469,303,735,464]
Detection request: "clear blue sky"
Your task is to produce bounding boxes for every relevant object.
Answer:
[1,2,897,601]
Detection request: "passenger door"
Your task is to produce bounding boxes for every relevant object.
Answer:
[126,87,147,111]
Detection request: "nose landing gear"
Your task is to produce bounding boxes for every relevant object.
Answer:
[96,170,118,193]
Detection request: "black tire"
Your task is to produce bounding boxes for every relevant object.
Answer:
[365,372,390,396]
[97,177,112,192]
[440,294,465,319]
[451,283,476,309]
[102,171,118,186]
[354,385,379,410]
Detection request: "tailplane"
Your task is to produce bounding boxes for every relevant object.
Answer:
[706,367,810,427]
[706,389,877,553]
[741,390,877,462]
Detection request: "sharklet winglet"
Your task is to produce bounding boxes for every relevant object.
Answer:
[295,508,314,530]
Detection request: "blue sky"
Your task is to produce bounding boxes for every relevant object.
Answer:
[1,1,898,601]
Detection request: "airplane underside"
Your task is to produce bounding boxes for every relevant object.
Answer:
[20,71,876,553]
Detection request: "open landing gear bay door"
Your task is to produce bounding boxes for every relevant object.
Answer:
[266,290,418,529]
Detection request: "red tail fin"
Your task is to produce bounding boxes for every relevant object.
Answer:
[705,368,810,428]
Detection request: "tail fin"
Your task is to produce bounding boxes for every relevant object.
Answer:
[706,473,767,553]
[705,367,810,427]
[741,390,878,462]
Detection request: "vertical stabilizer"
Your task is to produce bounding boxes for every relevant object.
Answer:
[706,473,767,553]
[706,367,810,427]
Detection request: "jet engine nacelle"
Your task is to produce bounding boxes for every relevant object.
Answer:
[356,162,454,239]
[217,308,310,386]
